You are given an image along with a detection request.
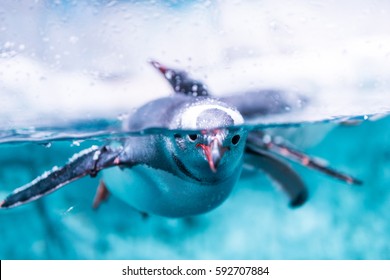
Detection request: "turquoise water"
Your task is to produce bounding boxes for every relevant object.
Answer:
[0,115,389,259]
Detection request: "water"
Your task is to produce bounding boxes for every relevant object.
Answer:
[0,115,390,259]
[1,0,390,260]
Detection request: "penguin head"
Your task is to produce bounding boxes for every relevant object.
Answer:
[166,100,247,181]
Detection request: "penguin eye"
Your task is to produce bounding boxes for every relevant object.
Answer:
[231,134,240,145]
[187,134,198,142]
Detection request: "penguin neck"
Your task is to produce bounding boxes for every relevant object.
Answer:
[146,135,234,185]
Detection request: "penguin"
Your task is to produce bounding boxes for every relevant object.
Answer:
[0,61,362,217]
[0,95,248,217]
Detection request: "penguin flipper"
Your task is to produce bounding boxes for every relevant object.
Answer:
[247,131,363,185]
[0,145,123,209]
[150,60,209,97]
[245,147,308,207]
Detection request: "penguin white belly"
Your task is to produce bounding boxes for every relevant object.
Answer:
[102,165,241,217]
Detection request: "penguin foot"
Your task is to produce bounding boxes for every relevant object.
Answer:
[92,180,110,209]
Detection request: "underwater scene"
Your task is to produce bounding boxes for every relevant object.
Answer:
[1,0,390,259]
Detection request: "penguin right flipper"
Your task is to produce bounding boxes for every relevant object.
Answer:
[245,146,308,207]
[0,145,123,209]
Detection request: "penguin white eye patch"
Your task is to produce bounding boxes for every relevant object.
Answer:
[180,104,244,129]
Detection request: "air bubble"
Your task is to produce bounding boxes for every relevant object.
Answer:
[69,36,79,44]
[71,140,82,147]
[43,142,52,148]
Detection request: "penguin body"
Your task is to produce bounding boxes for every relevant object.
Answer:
[104,95,246,217]
[103,163,239,217]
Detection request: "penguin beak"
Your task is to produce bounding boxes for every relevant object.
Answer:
[197,138,227,173]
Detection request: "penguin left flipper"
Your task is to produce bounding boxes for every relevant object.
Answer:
[247,131,363,185]
[245,146,308,207]
[0,145,123,209]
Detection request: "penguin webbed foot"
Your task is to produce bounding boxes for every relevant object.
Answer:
[92,180,110,209]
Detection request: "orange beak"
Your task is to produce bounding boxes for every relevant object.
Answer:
[197,138,227,173]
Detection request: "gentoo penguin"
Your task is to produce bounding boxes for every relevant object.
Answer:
[0,95,248,217]
[0,62,362,217]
